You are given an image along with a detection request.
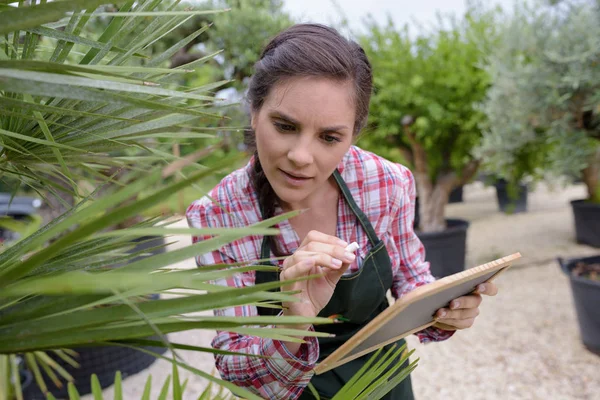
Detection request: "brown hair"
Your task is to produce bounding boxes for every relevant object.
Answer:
[245,23,373,257]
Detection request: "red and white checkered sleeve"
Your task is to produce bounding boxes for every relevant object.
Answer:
[186,201,319,400]
[388,167,455,343]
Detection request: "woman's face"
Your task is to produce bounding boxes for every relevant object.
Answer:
[251,76,356,210]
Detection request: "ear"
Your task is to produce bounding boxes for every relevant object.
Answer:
[250,110,257,131]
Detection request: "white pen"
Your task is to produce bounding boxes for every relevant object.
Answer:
[345,242,359,253]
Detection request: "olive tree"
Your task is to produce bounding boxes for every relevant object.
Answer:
[360,7,498,232]
[477,0,600,203]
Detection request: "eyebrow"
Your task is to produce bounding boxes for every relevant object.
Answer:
[270,111,350,133]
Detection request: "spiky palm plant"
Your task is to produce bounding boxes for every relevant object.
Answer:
[0,1,416,399]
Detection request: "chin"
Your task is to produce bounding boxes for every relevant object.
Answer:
[272,186,309,207]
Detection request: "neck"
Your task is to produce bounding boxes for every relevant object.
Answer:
[280,175,339,213]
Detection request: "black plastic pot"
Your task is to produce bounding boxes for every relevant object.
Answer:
[22,340,168,399]
[22,236,169,399]
[448,185,464,203]
[417,219,469,278]
[0,194,42,243]
[558,255,600,356]
[571,199,600,248]
[495,179,527,214]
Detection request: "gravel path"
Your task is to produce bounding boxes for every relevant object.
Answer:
[83,182,600,400]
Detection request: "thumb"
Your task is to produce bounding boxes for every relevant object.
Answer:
[323,262,351,284]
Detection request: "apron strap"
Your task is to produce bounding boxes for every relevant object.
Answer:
[259,168,381,260]
[260,233,273,264]
[332,169,379,247]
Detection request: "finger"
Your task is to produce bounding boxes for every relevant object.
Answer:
[280,258,316,281]
[436,307,480,321]
[432,321,458,331]
[303,242,356,265]
[448,294,482,310]
[475,282,498,296]
[285,251,346,272]
[434,317,476,330]
[299,230,348,249]
[322,259,353,284]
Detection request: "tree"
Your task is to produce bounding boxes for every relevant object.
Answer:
[162,0,294,87]
[477,0,600,203]
[359,7,499,232]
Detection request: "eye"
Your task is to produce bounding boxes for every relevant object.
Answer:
[322,134,341,145]
[273,122,296,132]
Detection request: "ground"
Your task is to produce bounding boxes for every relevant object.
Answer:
[83,181,600,400]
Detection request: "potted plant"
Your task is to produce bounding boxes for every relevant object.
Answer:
[359,7,498,277]
[0,1,284,398]
[480,0,599,240]
[558,255,600,355]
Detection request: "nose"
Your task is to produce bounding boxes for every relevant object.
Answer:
[287,136,314,167]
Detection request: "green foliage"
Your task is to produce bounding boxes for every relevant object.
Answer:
[138,0,296,163]
[41,369,235,400]
[359,7,496,181]
[188,0,294,86]
[477,0,600,201]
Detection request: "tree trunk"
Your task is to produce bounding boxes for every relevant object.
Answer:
[401,121,480,233]
[418,182,450,232]
[582,147,600,203]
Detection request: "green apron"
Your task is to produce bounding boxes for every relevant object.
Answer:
[255,170,415,400]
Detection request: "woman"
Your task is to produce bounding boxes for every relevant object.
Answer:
[187,23,498,400]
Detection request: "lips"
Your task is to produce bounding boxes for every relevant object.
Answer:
[281,169,312,179]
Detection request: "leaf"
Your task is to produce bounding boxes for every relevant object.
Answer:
[83,10,230,17]
[33,109,76,193]
[0,69,215,101]
[10,354,24,400]
[91,374,103,400]
[157,375,171,400]
[34,351,74,383]
[67,382,81,400]
[0,355,9,400]
[35,353,63,390]
[0,0,113,35]
[115,339,281,362]
[113,344,264,400]
[23,27,141,56]
[172,356,182,400]
[147,24,212,68]
[0,153,237,283]
[0,78,214,117]
[0,96,135,123]
[307,383,321,400]
[141,374,152,400]
[113,371,123,400]
[0,282,324,337]
[94,226,279,238]
[25,352,47,395]
[1,319,330,353]
[78,0,136,65]
[52,350,80,369]
[0,128,86,152]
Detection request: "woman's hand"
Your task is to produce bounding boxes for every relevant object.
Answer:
[432,282,499,331]
[279,230,356,326]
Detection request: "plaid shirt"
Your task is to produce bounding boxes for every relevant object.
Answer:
[187,146,453,400]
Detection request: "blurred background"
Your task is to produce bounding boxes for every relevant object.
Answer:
[1,0,598,399]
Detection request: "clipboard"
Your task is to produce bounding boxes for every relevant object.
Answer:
[314,252,522,375]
